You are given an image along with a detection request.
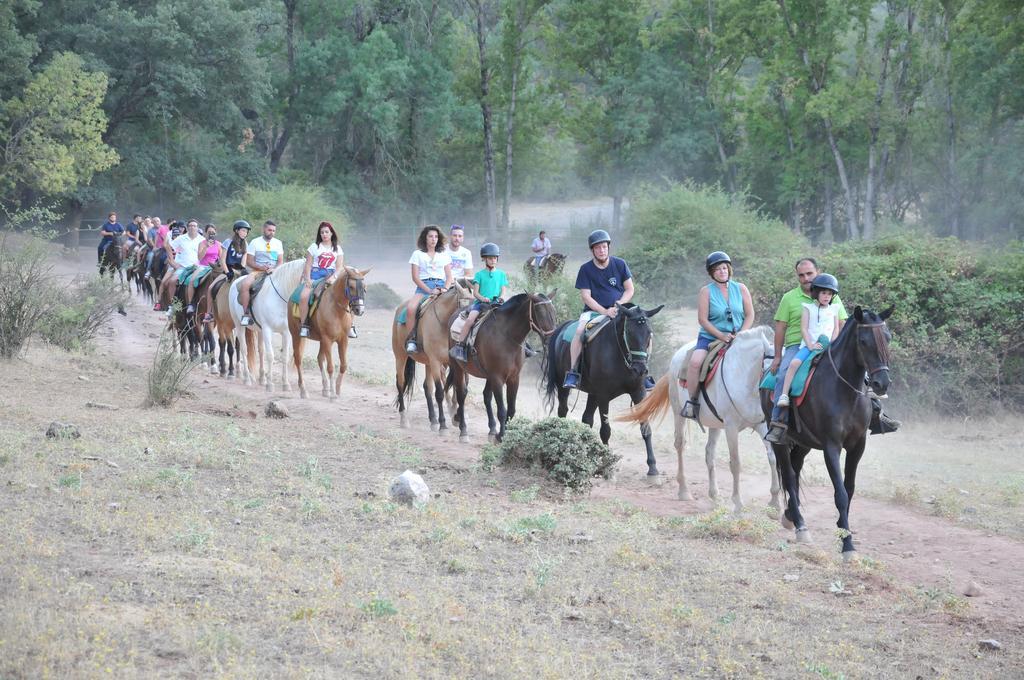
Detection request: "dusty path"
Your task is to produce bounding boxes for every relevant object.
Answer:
[95,260,1024,636]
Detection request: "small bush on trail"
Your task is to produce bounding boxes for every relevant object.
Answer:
[485,417,620,493]
[212,184,350,260]
[365,282,401,309]
[145,331,204,407]
[0,235,57,359]
[38,276,128,352]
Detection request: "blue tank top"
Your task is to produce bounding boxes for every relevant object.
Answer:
[699,280,744,340]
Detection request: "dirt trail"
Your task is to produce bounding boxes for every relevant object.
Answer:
[95,256,1024,634]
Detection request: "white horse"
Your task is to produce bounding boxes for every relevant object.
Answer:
[621,326,782,516]
[228,259,304,392]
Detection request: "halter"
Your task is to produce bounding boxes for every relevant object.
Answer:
[527,297,555,337]
[826,321,891,396]
[339,271,365,313]
[616,312,651,369]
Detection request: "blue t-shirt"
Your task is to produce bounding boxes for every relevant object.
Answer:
[98,222,124,246]
[575,257,632,310]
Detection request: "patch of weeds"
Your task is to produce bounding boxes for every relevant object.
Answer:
[1000,477,1024,507]
[510,485,540,503]
[360,595,398,618]
[684,507,775,543]
[890,483,920,506]
[531,552,561,589]
[613,545,657,571]
[930,491,963,519]
[429,527,451,544]
[717,612,736,626]
[458,518,477,530]
[502,512,557,541]
[444,558,467,575]
[58,473,81,490]
[290,607,317,621]
[297,456,332,492]
[399,451,423,467]
[242,498,264,510]
[301,497,323,520]
[176,526,211,552]
[155,467,193,491]
[941,593,970,616]
[0,453,10,466]
[805,662,846,680]
[478,445,501,472]
[490,418,620,492]
[670,605,700,623]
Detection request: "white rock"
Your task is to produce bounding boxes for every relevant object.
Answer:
[963,580,984,597]
[388,470,430,506]
[978,639,1002,651]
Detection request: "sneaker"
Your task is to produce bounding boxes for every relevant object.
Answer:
[643,375,656,390]
[186,304,195,314]
[405,340,418,353]
[153,303,162,312]
[449,344,467,363]
[777,394,791,407]
[144,272,151,280]
[165,309,172,319]
[202,313,214,323]
[765,423,788,444]
[524,342,536,358]
[680,399,700,419]
[348,325,358,339]
[299,325,310,338]
[562,371,581,389]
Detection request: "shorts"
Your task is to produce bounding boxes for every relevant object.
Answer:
[695,334,715,351]
[189,265,213,287]
[415,278,444,296]
[794,345,816,363]
[175,265,197,284]
[471,300,490,312]
[311,267,333,283]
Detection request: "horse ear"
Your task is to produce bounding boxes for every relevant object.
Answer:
[644,304,665,318]
[880,305,894,321]
[359,267,372,277]
[546,289,558,300]
[854,306,864,323]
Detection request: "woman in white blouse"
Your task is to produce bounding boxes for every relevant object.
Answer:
[404,225,454,353]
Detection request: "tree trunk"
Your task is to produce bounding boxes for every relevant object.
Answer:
[612,194,623,230]
[66,197,83,250]
[863,24,893,241]
[502,65,518,231]
[473,2,497,232]
[942,15,960,238]
[270,0,300,173]
[823,119,859,240]
[823,179,834,243]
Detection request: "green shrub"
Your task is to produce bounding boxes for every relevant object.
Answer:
[0,235,57,359]
[38,276,128,352]
[365,282,402,310]
[212,184,351,260]
[486,417,620,493]
[145,331,205,407]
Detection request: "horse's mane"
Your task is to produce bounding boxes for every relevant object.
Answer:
[498,292,529,310]
[268,258,306,292]
[736,325,773,343]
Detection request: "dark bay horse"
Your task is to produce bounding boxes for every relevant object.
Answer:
[99,234,124,286]
[524,253,566,280]
[449,292,558,443]
[542,303,664,476]
[760,306,894,556]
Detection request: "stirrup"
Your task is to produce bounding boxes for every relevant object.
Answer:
[405,340,418,353]
[240,314,252,326]
[562,371,581,389]
[299,325,310,338]
[680,399,700,419]
[449,344,467,362]
[765,422,788,444]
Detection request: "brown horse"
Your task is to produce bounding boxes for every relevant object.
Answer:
[392,283,472,430]
[449,292,558,443]
[523,253,566,279]
[288,267,369,399]
[99,234,125,286]
[125,244,151,299]
[211,275,258,378]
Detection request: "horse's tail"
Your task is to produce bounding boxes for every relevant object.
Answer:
[616,373,671,424]
[541,323,566,413]
[401,356,416,399]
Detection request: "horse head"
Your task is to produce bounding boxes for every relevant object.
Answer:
[614,303,664,377]
[852,305,894,396]
[526,290,559,338]
[341,266,370,316]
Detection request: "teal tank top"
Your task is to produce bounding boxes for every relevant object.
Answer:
[699,280,744,340]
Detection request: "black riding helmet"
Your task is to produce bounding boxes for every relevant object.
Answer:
[810,273,839,301]
[480,242,500,258]
[705,251,732,273]
[587,229,611,249]
[233,219,251,233]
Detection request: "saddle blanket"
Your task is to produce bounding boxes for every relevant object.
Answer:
[757,335,830,400]
[558,312,612,345]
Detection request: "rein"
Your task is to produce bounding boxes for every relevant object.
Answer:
[527,297,555,338]
[614,314,650,370]
[825,322,890,397]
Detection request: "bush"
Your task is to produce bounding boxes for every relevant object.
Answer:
[620,182,809,318]
[0,234,57,359]
[484,417,620,493]
[364,282,402,310]
[38,276,128,352]
[145,331,205,407]
[212,184,351,260]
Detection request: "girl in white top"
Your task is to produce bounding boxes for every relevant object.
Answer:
[404,225,454,353]
[447,224,474,279]
[776,275,841,408]
[298,221,357,338]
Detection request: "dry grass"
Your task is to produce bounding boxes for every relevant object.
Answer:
[0,346,1022,678]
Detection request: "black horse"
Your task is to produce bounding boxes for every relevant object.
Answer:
[542,303,664,476]
[760,306,894,556]
[98,233,124,286]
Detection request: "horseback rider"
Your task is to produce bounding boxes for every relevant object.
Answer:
[765,257,899,442]
[297,221,357,339]
[122,214,145,260]
[97,211,124,265]
[200,219,250,324]
[239,220,285,326]
[403,225,454,353]
[531,230,552,268]
[765,273,841,442]
[680,251,755,419]
[447,225,474,280]
[563,229,655,390]
[145,217,168,279]
[184,224,223,314]
[156,219,202,314]
[449,242,510,363]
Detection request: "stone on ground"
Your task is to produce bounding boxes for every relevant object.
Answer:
[265,401,290,418]
[389,470,430,506]
[45,422,80,440]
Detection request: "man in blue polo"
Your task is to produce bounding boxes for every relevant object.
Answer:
[97,211,124,264]
[766,257,898,440]
[563,229,655,390]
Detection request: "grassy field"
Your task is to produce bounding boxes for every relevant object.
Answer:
[1,340,1021,679]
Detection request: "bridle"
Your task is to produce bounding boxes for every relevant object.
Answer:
[337,271,365,314]
[827,321,891,396]
[527,296,555,337]
[615,311,651,370]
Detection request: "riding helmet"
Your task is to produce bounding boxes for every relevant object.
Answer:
[810,273,840,298]
[705,251,732,272]
[587,229,611,249]
[233,219,251,233]
[479,242,500,258]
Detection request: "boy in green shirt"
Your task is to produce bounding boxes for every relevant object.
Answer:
[450,242,510,363]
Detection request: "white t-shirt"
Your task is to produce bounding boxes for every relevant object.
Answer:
[409,249,451,280]
[248,236,285,269]
[447,245,473,277]
[531,237,551,257]
[307,243,342,272]
[801,302,838,349]
[171,233,202,267]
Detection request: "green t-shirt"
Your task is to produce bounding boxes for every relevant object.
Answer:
[774,286,848,347]
[473,267,508,300]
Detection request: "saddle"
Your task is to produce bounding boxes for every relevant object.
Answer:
[396,293,441,325]
[678,339,728,389]
[288,279,330,320]
[558,313,613,345]
[449,305,495,347]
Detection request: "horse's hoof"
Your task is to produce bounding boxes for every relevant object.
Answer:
[487,432,497,443]
[678,489,694,501]
[795,528,813,544]
[458,434,470,444]
[766,505,782,521]
[430,422,439,432]
[329,394,337,402]
[780,514,795,530]
[842,550,857,563]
